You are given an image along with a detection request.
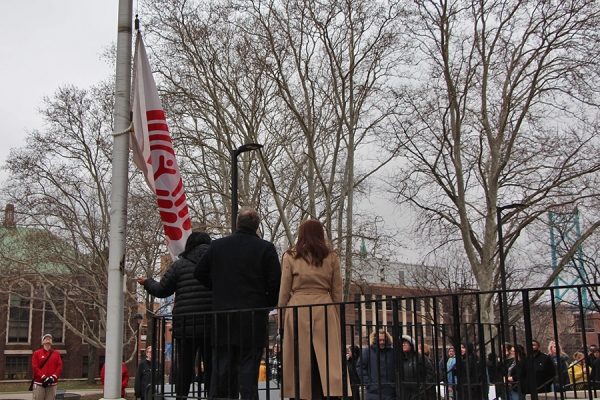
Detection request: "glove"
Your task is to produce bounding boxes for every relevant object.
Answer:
[42,377,54,388]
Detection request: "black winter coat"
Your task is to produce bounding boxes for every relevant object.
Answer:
[134,359,162,399]
[519,351,555,393]
[398,348,435,400]
[457,344,486,400]
[358,333,396,400]
[194,227,281,347]
[144,244,212,338]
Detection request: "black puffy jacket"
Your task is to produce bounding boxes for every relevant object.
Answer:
[144,243,212,338]
[398,343,435,400]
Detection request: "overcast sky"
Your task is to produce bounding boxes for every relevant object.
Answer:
[0,1,120,183]
[0,1,420,263]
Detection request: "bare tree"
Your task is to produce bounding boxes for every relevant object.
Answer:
[390,0,600,320]
[0,82,164,381]
[140,0,406,298]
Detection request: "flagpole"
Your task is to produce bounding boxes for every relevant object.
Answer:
[104,0,133,399]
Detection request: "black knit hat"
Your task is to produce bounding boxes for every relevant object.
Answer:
[179,232,211,257]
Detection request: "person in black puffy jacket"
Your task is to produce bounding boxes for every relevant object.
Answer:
[137,231,212,399]
[399,335,435,400]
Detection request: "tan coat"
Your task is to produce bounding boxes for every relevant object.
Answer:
[278,251,344,399]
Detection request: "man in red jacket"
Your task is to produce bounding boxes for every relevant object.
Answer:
[32,333,62,400]
[101,362,130,397]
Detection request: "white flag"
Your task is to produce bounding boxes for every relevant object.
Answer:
[131,34,191,259]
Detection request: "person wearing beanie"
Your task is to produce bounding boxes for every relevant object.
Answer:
[399,335,435,400]
[137,231,213,399]
[32,334,62,400]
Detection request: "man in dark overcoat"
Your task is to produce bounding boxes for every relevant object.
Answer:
[194,207,281,400]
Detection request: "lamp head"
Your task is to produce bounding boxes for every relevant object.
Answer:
[235,143,263,156]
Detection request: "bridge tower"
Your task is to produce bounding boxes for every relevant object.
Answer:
[548,208,588,308]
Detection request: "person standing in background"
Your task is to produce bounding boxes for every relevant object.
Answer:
[548,341,569,391]
[591,348,600,388]
[347,345,362,400]
[32,334,62,400]
[101,362,129,398]
[568,352,589,384]
[135,346,162,400]
[520,340,555,394]
[358,330,396,400]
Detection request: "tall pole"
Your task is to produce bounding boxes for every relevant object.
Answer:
[230,144,263,234]
[105,1,133,399]
[496,207,510,339]
[496,203,526,340]
[231,149,239,234]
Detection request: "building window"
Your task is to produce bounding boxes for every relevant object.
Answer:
[82,307,106,343]
[365,294,372,310]
[353,294,362,317]
[8,285,31,343]
[574,314,595,333]
[43,289,64,343]
[386,297,393,310]
[5,356,29,379]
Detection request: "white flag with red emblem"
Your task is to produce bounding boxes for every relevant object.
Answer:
[131,34,191,260]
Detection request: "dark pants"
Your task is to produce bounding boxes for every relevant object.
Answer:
[175,336,212,399]
[210,345,262,400]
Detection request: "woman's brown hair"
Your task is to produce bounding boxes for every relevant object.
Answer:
[287,219,331,267]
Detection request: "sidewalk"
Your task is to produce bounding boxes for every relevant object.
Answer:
[0,388,131,400]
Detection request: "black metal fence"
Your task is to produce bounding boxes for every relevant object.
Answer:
[143,284,600,400]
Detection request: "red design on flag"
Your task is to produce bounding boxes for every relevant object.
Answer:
[131,34,192,259]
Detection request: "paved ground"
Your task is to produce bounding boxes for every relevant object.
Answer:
[0,389,103,400]
[0,383,283,400]
[3,387,597,400]
[0,388,124,400]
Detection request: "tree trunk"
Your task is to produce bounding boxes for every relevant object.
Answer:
[87,344,97,384]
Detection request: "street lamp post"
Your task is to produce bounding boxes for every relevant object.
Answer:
[231,143,263,233]
[496,203,526,339]
[133,313,143,368]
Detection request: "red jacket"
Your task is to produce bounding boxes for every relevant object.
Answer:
[100,363,129,396]
[32,348,62,386]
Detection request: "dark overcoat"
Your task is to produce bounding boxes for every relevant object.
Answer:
[194,227,281,347]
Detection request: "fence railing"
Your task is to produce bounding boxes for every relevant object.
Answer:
[144,284,600,400]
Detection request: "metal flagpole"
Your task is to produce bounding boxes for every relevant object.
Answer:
[104,0,133,399]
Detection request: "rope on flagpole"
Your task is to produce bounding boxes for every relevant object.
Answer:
[112,122,134,137]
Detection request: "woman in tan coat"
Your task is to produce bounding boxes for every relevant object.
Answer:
[279,219,344,399]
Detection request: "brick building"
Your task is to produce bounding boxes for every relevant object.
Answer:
[0,204,137,381]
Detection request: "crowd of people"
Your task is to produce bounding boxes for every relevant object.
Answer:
[98,206,599,400]
[20,205,600,400]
